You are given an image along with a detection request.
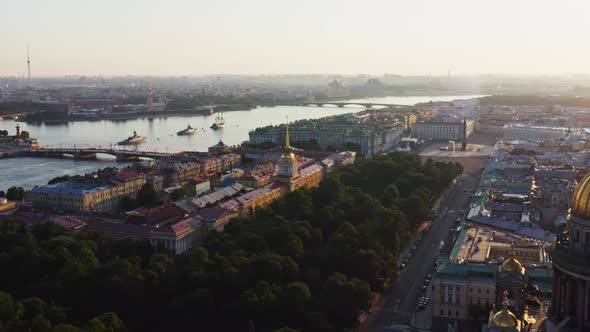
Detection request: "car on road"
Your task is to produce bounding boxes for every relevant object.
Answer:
[406,253,412,259]
[421,285,427,292]
[400,263,406,270]
[426,274,432,279]
[411,245,417,251]
[403,258,409,264]
[424,279,430,286]
[416,297,430,310]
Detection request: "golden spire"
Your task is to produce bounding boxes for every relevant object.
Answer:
[285,116,290,149]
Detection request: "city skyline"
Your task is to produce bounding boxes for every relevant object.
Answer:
[2,0,590,76]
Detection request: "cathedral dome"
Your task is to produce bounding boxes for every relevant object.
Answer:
[571,172,590,219]
[492,307,519,328]
[500,257,524,274]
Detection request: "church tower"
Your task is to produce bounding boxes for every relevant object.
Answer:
[277,118,299,179]
[495,250,527,318]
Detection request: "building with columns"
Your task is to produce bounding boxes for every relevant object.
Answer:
[547,172,590,332]
[432,224,551,330]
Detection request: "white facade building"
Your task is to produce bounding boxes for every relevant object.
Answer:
[411,119,474,141]
[502,124,569,140]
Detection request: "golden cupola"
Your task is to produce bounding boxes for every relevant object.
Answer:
[500,257,525,274]
[492,306,519,328]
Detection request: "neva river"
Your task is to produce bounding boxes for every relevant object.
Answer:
[0,95,482,189]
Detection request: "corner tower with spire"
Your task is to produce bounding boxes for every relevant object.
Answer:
[277,117,299,179]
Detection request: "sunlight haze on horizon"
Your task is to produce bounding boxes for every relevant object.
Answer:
[2,0,590,76]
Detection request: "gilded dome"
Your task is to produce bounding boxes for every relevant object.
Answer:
[492,307,519,328]
[571,172,590,219]
[500,257,524,274]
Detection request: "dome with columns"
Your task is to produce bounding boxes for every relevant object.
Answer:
[571,172,590,219]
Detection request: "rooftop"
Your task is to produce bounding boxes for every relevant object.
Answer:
[452,224,549,265]
[84,221,154,236]
[115,171,143,181]
[152,217,199,237]
[193,207,235,223]
[125,204,186,226]
[31,181,112,196]
[299,164,323,177]
[219,182,282,211]
[184,183,249,210]
[437,263,552,290]
[49,216,86,231]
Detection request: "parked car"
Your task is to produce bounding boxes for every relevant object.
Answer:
[416,297,430,309]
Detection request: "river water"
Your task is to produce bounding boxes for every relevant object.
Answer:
[0,95,482,189]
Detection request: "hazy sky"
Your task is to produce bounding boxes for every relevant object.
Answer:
[2,0,590,76]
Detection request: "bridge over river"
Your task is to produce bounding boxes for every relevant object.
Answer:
[25,144,179,161]
[263,101,415,109]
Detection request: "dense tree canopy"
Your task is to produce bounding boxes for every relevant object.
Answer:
[137,183,162,207]
[5,187,25,201]
[0,153,462,331]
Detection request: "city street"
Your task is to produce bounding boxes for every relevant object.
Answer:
[360,157,487,332]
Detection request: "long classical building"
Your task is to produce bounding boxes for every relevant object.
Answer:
[503,124,569,141]
[248,112,404,157]
[547,172,590,332]
[410,118,474,141]
[28,171,146,212]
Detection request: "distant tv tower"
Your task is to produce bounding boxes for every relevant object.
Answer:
[146,79,153,112]
[26,46,31,83]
